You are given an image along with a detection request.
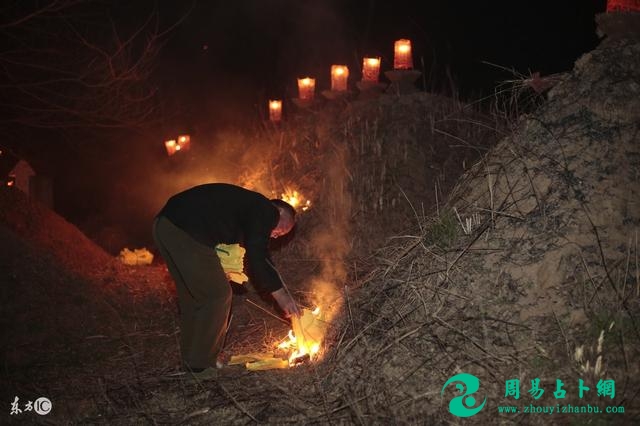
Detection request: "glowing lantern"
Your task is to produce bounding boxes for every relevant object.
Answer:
[362,57,381,82]
[177,134,191,151]
[607,0,640,11]
[269,99,282,122]
[164,139,178,156]
[330,65,349,92]
[297,77,316,100]
[394,39,413,70]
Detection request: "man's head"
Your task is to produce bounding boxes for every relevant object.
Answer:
[270,199,296,238]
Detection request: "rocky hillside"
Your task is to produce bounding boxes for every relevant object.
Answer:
[318,22,640,425]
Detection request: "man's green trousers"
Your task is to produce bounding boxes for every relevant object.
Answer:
[153,216,232,369]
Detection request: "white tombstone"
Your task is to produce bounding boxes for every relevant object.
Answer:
[9,160,35,194]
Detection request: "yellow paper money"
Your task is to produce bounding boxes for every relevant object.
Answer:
[246,358,289,371]
[228,353,276,365]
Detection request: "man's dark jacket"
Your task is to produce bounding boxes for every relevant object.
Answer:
[157,183,282,292]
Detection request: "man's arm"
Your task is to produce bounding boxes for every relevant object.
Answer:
[244,201,300,316]
[271,288,299,318]
[244,230,281,291]
[244,242,299,316]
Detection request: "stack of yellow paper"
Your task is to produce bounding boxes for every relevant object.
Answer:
[245,358,289,371]
[119,248,154,265]
[228,353,289,370]
[228,353,276,365]
[215,243,249,284]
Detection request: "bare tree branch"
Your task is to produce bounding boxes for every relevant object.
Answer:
[0,0,192,132]
[0,0,84,29]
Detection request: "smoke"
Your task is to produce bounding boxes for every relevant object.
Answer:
[90,0,358,250]
[140,119,354,325]
[102,97,353,336]
[305,124,351,323]
[98,125,280,249]
[153,130,277,200]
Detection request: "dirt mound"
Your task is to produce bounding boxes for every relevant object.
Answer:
[0,192,177,422]
[257,91,498,259]
[318,31,640,423]
[0,187,115,281]
[344,92,498,255]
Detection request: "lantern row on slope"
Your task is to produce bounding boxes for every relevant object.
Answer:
[164,134,191,156]
[269,38,414,122]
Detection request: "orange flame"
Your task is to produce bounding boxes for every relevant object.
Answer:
[276,307,324,366]
[280,189,312,212]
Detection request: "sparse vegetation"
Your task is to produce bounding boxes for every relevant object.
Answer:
[424,210,459,249]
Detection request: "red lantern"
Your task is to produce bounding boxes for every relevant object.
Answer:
[362,57,381,82]
[269,100,282,122]
[393,39,413,70]
[607,0,640,11]
[297,77,316,100]
[177,135,191,151]
[330,65,349,91]
[164,139,178,156]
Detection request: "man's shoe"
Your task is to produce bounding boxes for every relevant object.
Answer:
[188,366,218,381]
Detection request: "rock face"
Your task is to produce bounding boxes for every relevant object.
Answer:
[319,32,640,423]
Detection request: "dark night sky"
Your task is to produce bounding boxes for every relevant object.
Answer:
[154,0,606,130]
[0,0,610,246]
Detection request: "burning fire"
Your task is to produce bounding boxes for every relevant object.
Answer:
[229,280,339,371]
[280,189,311,212]
[277,307,325,366]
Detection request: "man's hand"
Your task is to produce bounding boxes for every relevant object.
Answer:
[271,288,300,318]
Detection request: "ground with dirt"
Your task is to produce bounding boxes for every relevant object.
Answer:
[2,17,639,425]
[320,34,640,425]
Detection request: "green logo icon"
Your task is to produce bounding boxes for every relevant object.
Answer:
[441,373,487,417]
